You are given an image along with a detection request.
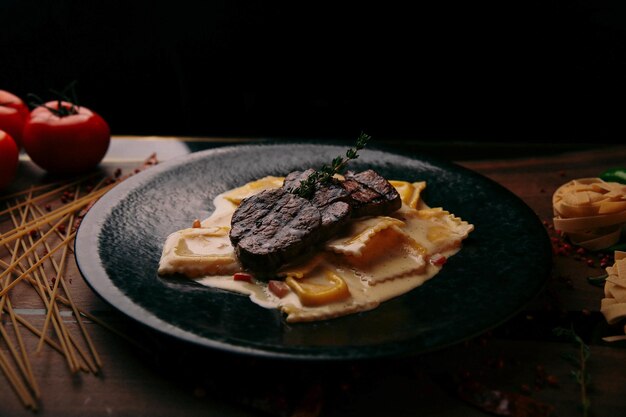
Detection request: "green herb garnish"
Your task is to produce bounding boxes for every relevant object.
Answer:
[587,273,608,287]
[292,132,371,199]
[553,326,591,417]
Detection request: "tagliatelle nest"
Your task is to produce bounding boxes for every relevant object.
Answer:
[601,251,626,342]
[552,178,626,250]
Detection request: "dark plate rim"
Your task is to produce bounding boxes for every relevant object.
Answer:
[75,143,551,360]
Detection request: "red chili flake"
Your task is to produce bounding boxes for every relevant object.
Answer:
[134,168,141,174]
[545,375,559,387]
[29,230,38,238]
[430,253,447,266]
[60,196,68,203]
[586,259,595,267]
[576,247,586,255]
[268,280,290,298]
[233,272,253,282]
[57,224,66,233]
[44,204,52,211]
[192,219,201,228]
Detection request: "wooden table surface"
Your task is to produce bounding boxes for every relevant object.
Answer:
[1,137,625,417]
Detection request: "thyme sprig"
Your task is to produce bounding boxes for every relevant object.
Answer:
[292,132,371,199]
[553,326,591,417]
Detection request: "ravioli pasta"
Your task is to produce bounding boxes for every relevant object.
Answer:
[158,177,474,322]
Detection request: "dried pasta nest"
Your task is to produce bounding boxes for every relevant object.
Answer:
[601,251,626,342]
[552,178,626,250]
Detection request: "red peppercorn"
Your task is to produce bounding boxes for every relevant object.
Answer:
[546,375,559,387]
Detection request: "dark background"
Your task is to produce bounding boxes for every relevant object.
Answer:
[2,0,625,144]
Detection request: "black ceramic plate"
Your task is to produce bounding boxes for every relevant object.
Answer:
[75,144,551,360]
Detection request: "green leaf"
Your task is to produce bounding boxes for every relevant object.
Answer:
[291,133,371,199]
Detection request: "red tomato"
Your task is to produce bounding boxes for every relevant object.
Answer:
[22,101,110,175]
[0,130,19,189]
[0,90,30,148]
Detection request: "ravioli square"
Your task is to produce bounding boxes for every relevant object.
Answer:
[343,227,427,285]
[158,227,241,277]
[221,176,284,205]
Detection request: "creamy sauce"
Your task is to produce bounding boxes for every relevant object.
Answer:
[158,177,474,322]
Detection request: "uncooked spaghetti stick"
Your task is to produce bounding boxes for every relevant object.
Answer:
[36,192,77,353]
[0,184,113,246]
[0,177,92,217]
[0,232,76,297]
[1,305,64,352]
[0,348,37,409]
[6,205,79,373]
[0,213,72,284]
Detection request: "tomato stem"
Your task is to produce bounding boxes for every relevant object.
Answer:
[27,80,81,118]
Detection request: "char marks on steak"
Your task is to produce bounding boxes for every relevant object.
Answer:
[230,169,401,273]
[342,169,402,217]
[229,188,321,273]
[283,169,352,239]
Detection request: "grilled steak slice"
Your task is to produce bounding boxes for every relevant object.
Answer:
[230,169,401,272]
[343,169,402,217]
[283,169,315,193]
[230,188,321,273]
[283,169,352,239]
